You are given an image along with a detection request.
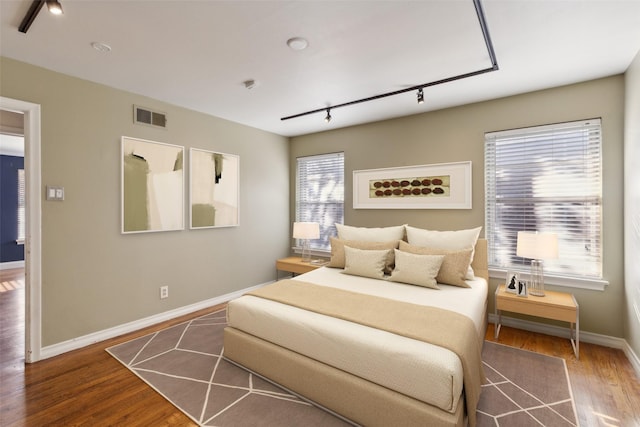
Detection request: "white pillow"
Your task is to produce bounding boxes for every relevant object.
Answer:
[405,225,482,279]
[336,223,406,242]
[342,246,392,280]
[388,249,444,289]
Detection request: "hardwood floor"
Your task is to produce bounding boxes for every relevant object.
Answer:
[484,326,640,427]
[1,266,639,426]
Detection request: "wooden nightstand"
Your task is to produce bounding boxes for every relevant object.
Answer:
[495,284,579,358]
[276,257,327,280]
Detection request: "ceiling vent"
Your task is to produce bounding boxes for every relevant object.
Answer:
[133,105,167,129]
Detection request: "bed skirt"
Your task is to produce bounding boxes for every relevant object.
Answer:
[223,327,466,427]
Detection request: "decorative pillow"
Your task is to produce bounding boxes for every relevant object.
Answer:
[328,237,399,273]
[342,246,392,280]
[387,249,444,289]
[405,225,481,279]
[399,241,472,288]
[335,223,406,242]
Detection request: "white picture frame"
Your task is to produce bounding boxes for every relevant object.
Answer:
[353,161,472,209]
[517,280,528,297]
[189,148,240,229]
[505,271,519,294]
[121,136,185,234]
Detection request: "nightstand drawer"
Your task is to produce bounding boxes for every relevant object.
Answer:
[496,295,576,323]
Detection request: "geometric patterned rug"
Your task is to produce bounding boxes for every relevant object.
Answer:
[478,342,578,426]
[106,309,349,426]
[107,309,577,426]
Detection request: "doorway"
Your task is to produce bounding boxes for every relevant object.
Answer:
[0,97,42,363]
[0,120,25,365]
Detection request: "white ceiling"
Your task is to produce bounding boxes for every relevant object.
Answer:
[2,0,640,137]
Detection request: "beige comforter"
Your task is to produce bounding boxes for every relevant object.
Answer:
[248,279,485,427]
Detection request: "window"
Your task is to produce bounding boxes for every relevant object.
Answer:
[17,168,25,244]
[485,119,603,284]
[296,152,344,252]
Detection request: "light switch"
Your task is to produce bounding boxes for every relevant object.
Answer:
[46,186,65,201]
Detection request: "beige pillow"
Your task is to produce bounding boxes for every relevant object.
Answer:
[388,249,444,289]
[399,241,472,288]
[405,225,481,279]
[335,223,406,242]
[342,246,391,280]
[328,237,399,273]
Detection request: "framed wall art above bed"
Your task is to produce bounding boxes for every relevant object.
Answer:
[353,161,472,209]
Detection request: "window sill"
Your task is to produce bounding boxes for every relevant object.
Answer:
[489,268,608,291]
[16,239,25,245]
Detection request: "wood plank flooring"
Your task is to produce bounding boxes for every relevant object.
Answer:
[1,267,639,426]
[484,324,640,426]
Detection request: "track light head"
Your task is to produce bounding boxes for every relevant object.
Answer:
[46,0,63,15]
[325,108,331,123]
[417,88,424,105]
[19,0,63,33]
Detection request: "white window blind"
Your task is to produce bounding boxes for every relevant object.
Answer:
[485,119,602,279]
[17,168,25,243]
[296,152,344,252]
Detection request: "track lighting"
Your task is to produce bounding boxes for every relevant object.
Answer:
[46,0,64,15]
[325,109,331,123]
[280,0,498,123]
[19,0,64,33]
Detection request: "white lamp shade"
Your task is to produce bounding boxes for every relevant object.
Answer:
[293,222,320,239]
[516,231,559,259]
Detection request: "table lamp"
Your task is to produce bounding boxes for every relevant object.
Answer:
[293,222,320,263]
[516,231,558,297]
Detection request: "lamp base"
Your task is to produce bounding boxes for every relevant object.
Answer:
[529,259,545,297]
[301,240,311,263]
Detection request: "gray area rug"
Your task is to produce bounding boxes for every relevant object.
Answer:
[106,310,577,426]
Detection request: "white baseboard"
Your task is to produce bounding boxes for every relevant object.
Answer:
[0,260,25,270]
[489,313,640,378]
[40,281,273,360]
[623,340,640,378]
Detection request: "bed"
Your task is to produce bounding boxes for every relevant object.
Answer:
[224,226,488,427]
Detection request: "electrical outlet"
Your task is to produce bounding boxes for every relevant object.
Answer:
[160,286,169,299]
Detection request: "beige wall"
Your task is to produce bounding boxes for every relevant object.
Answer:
[291,76,625,337]
[624,49,640,357]
[0,54,629,345]
[0,109,24,133]
[0,57,291,346]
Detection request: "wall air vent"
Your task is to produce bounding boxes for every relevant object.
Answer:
[133,105,167,129]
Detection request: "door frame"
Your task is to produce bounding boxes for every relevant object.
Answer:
[1,96,42,363]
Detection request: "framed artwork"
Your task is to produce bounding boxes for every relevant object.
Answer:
[121,136,184,234]
[517,280,528,297]
[189,148,239,229]
[353,161,472,209]
[505,271,519,294]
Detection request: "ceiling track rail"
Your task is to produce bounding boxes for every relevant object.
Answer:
[281,0,499,122]
[18,0,45,34]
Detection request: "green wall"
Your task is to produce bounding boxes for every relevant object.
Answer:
[0,57,291,347]
[291,76,625,338]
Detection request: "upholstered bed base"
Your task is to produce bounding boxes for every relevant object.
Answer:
[223,239,489,426]
[223,327,466,427]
